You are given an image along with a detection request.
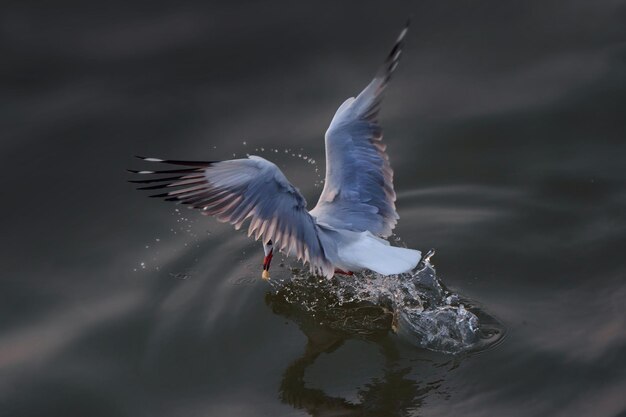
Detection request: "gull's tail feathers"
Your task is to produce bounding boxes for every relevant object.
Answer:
[336,231,421,276]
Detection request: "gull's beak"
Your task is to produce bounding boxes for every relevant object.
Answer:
[262,240,273,280]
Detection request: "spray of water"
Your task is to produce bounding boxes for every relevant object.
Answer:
[268,250,503,354]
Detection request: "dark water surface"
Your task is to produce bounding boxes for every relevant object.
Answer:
[2,1,625,416]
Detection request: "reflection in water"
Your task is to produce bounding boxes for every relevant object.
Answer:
[266,257,504,416]
[267,291,435,416]
[277,341,428,416]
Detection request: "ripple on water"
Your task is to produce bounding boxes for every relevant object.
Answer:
[267,250,504,354]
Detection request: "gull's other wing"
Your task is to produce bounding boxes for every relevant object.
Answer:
[310,21,409,238]
[130,155,333,276]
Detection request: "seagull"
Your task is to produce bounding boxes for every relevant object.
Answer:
[130,21,421,280]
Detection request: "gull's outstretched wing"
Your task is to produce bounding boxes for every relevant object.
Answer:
[130,155,333,276]
[310,21,409,238]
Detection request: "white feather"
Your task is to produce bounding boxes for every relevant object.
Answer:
[334,230,421,276]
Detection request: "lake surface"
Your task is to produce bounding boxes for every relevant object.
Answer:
[1,1,625,416]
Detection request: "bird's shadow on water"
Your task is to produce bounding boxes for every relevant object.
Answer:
[264,256,505,416]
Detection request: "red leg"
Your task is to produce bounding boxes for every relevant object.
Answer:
[261,249,273,280]
[334,269,353,276]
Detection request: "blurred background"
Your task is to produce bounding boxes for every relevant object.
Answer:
[1,0,625,416]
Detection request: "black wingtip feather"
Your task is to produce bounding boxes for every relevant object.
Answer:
[148,192,171,198]
[133,155,217,167]
[377,19,410,83]
[128,175,199,184]
[136,184,171,190]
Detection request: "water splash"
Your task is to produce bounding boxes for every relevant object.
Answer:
[253,145,323,187]
[267,250,503,354]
